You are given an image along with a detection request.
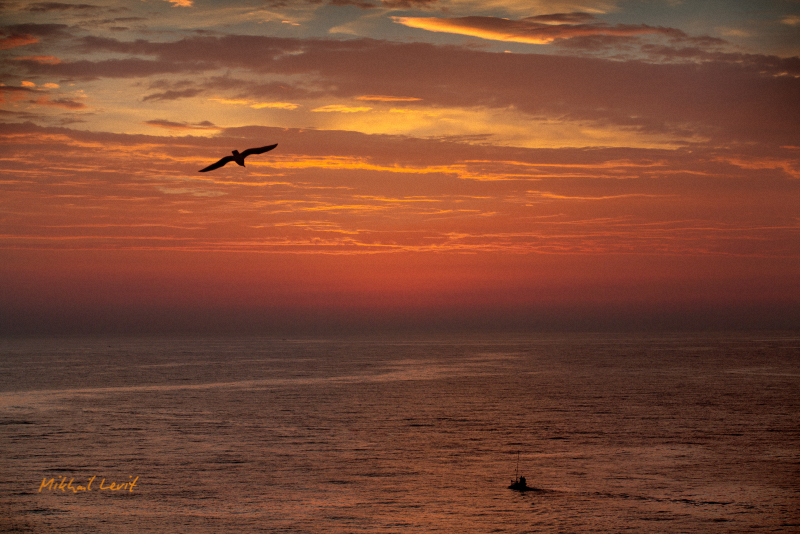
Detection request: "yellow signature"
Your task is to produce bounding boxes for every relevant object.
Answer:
[39,475,139,493]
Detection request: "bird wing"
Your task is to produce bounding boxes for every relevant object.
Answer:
[241,144,278,158]
[199,155,235,172]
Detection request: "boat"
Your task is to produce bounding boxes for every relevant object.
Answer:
[508,451,540,492]
[508,476,537,491]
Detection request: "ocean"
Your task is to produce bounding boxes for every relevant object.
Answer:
[1,333,798,532]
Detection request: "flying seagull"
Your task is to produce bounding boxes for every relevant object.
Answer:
[199,143,278,172]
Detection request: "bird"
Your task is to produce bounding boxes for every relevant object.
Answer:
[198,143,278,172]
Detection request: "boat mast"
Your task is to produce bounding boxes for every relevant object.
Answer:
[515,451,520,482]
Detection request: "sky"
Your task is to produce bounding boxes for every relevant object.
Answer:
[1,0,799,336]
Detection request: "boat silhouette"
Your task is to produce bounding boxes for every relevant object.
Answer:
[508,451,540,492]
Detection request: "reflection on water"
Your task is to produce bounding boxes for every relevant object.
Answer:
[1,334,798,532]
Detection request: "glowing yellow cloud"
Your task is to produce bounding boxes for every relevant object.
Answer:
[210,98,250,106]
[394,16,555,44]
[305,104,689,149]
[312,105,372,113]
[209,98,299,110]
[249,156,548,181]
[253,156,452,174]
[250,102,300,110]
[394,15,686,45]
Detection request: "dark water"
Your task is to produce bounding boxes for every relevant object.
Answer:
[1,334,798,532]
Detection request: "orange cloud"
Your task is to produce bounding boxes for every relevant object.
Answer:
[526,191,671,201]
[14,55,61,64]
[716,155,800,180]
[357,95,422,102]
[0,34,38,50]
[2,122,797,260]
[312,104,372,113]
[12,34,795,146]
[782,15,800,26]
[155,186,227,197]
[210,98,299,110]
[393,14,706,45]
[251,102,300,110]
[2,120,798,334]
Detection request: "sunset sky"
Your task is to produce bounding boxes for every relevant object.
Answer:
[1,0,798,335]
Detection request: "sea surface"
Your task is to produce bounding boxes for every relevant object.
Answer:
[1,333,798,533]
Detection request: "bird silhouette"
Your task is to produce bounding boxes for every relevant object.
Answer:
[199,143,278,172]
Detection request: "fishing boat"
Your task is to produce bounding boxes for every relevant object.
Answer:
[508,477,534,491]
[508,451,539,492]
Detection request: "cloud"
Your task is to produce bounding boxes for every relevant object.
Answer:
[527,12,597,24]
[526,190,670,201]
[17,57,208,79]
[0,23,72,52]
[1,23,71,38]
[0,34,39,50]
[326,0,437,7]
[1,121,797,263]
[209,97,299,110]
[312,104,372,112]
[25,3,102,12]
[0,86,35,105]
[639,45,800,74]
[392,13,706,45]
[328,0,380,7]
[31,95,87,109]
[357,95,422,101]
[6,34,799,146]
[250,101,299,109]
[142,88,204,101]
[140,76,314,104]
[14,55,62,64]
[782,15,800,26]
[381,0,437,6]
[155,187,225,197]
[439,0,618,15]
[145,119,221,130]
